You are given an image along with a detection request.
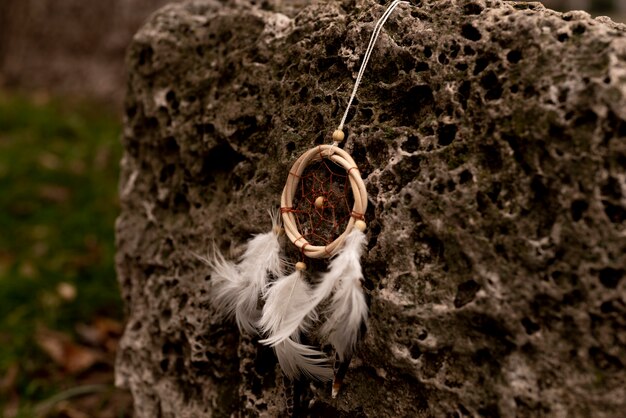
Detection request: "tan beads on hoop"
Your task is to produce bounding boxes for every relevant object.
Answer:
[332,129,345,142]
[281,144,368,259]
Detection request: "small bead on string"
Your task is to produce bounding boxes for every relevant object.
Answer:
[332,0,408,144]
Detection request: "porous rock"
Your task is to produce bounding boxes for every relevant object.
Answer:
[115,0,626,416]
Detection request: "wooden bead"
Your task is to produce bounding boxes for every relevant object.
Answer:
[332,129,345,142]
[354,220,367,232]
[314,196,325,208]
[295,261,307,271]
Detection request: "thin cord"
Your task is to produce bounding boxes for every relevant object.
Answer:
[337,0,407,132]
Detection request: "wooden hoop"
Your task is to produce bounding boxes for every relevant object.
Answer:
[281,145,368,259]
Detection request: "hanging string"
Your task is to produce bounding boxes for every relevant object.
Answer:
[336,0,408,134]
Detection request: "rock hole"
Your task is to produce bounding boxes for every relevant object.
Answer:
[478,405,500,417]
[572,24,586,35]
[402,135,420,153]
[201,142,244,176]
[162,308,172,320]
[563,289,583,306]
[600,300,617,314]
[434,181,446,194]
[459,80,471,108]
[573,110,598,129]
[286,141,295,152]
[514,3,537,9]
[461,24,482,41]
[126,104,137,119]
[438,52,449,65]
[413,61,430,73]
[163,137,180,155]
[138,45,153,66]
[174,357,185,375]
[459,169,473,184]
[570,199,588,221]
[410,344,422,359]
[360,108,374,119]
[487,182,501,203]
[601,177,622,200]
[437,123,457,146]
[464,45,476,55]
[589,347,623,372]
[173,192,190,214]
[521,317,540,335]
[557,33,569,42]
[165,90,179,110]
[531,175,549,202]
[473,57,490,75]
[506,49,522,64]
[159,164,176,182]
[298,86,308,100]
[472,348,491,365]
[480,143,503,172]
[603,201,626,223]
[480,71,503,101]
[463,3,483,15]
[598,267,624,289]
[179,293,189,310]
[146,117,159,130]
[195,123,215,136]
[424,46,433,58]
[401,85,435,118]
[454,280,481,308]
[476,191,490,215]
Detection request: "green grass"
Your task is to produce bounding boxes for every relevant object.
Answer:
[0,93,124,413]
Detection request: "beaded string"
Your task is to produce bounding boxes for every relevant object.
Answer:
[331,0,408,145]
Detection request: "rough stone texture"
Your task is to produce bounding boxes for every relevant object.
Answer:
[115,0,626,416]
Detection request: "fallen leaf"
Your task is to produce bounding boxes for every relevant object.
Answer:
[35,328,102,374]
[18,261,38,278]
[94,317,123,337]
[57,282,77,301]
[2,395,18,418]
[0,363,18,393]
[38,152,61,170]
[38,185,71,203]
[76,318,122,352]
[53,401,90,418]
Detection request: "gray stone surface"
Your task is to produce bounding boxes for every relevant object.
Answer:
[115,0,626,416]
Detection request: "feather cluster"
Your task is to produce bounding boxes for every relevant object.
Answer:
[204,214,368,383]
[205,211,284,334]
[316,229,368,361]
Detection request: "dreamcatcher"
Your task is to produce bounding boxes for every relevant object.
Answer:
[204,0,407,396]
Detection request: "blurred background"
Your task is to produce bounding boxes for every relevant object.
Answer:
[0,0,622,416]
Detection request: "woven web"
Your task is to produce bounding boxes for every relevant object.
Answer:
[289,159,354,247]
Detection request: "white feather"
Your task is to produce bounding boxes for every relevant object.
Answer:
[201,211,284,334]
[318,228,368,360]
[273,333,333,381]
[203,249,252,331]
[258,269,319,345]
[259,269,333,380]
